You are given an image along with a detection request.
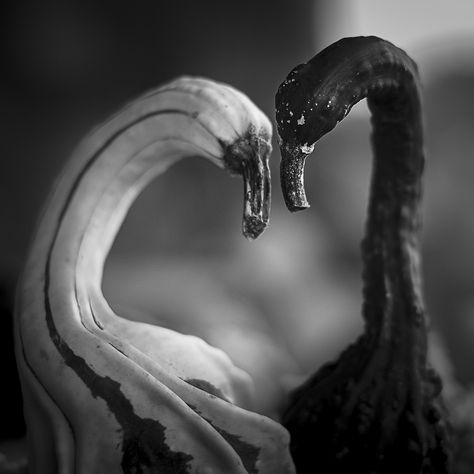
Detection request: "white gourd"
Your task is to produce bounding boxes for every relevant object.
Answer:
[15,77,295,474]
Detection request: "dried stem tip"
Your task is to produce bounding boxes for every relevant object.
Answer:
[223,127,272,240]
[279,144,310,212]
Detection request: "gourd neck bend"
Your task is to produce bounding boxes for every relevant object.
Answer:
[48,110,219,300]
[39,86,271,311]
[56,114,219,294]
[276,35,426,358]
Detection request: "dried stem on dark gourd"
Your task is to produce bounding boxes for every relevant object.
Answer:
[276,36,451,473]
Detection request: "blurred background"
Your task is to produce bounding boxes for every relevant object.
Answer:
[1,0,474,462]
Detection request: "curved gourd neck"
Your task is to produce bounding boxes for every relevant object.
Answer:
[43,103,222,300]
[276,36,426,354]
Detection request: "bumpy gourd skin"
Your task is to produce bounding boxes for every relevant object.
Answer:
[15,77,295,474]
[276,36,451,473]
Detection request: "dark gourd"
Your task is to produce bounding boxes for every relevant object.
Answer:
[276,36,451,473]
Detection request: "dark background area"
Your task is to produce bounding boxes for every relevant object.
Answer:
[1,0,474,454]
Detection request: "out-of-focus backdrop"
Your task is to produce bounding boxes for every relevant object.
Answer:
[1,0,474,447]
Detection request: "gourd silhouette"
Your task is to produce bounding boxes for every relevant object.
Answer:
[275,36,451,473]
[15,77,295,473]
